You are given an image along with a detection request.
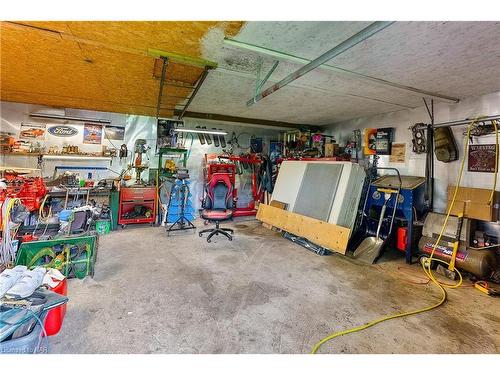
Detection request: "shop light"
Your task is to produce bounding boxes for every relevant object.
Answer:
[29,113,111,124]
[173,128,228,135]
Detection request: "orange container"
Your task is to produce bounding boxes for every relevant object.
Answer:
[44,278,68,336]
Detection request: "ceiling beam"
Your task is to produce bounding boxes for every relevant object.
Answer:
[217,67,415,109]
[173,110,310,129]
[223,38,460,104]
[148,48,217,69]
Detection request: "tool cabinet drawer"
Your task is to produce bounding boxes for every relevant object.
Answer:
[120,187,156,201]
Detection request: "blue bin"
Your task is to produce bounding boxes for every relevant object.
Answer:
[0,312,49,354]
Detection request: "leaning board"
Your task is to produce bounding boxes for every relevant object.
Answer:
[256,204,350,254]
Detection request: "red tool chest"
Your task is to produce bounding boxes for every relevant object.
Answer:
[118,186,157,227]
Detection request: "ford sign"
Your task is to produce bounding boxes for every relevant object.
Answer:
[48,125,78,137]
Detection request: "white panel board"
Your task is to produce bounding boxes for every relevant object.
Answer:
[270,161,308,211]
[271,160,366,233]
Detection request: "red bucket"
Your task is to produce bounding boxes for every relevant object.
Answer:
[397,227,407,252]
[44,278,68,336]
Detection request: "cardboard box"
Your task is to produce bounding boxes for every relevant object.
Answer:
[447,186,499,222]
[324,143,339,157]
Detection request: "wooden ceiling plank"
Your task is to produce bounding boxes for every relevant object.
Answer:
[0,21,245,118]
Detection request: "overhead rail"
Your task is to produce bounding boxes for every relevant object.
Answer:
[178,68,210,119]
[413,114,500,130]
[224,37,459,104]
[154,59,213,120]
[246,21,396,106]
[155,57,169,119]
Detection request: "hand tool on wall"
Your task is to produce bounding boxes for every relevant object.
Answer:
[195,126,205,145]
[219,129,226,148]
[202,126,212,145]
[212,128,220,147]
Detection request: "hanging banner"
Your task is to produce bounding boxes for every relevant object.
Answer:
[83,123,103,144]
[104,125,125,140]
[468,144,497,172]
[364,128,377,155]
[390,143,406,163]
[20,122,46,140]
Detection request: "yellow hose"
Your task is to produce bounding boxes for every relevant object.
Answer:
[38,194,51,221]
[311,120,479,354]
[489,120,498,204]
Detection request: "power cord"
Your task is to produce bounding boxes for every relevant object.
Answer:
[26,308,49,354]
[311,119,485,354]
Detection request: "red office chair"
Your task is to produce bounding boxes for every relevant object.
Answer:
[199,173,234,242]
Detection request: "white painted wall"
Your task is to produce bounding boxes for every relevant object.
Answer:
[323,91,500,213]
[1,101,283,210]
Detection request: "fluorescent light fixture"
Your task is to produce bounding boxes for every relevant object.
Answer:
[173,128,227,135]
[30,113,111,124]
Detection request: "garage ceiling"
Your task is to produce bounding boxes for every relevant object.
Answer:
[197,21,500,125]
[1,21,500,126]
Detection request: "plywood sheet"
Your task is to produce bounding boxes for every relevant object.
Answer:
[262,200,288,230]
[0,21,244,117]
[256,203,350,254]
[14,21,243,58]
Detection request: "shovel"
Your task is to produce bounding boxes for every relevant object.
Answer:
[352,185,400,264]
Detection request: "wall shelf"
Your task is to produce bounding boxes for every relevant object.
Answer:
[1,152,113,161]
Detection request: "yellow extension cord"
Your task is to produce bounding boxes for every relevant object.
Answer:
[38,194,52,221]
[1,197,22,266]
[489,120,498,204]
[311,119,496,354]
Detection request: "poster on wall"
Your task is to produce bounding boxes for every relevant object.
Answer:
[375,128,393,155]
[468,144,497,172]
[250,138,263,153]
[104,125,125,140]
[19,122,46,140]
[270,141,283,156]
[389,143,406,163]
[364,128,377,155]
[47,125,78,137]
[83,123,103,144]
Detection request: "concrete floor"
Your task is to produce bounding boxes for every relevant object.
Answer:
[50,220,500,354]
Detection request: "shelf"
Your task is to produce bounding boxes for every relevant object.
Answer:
[1,152,112,160]
[1,152,43,156]
[43,155,112,161]
[158,147,188,153]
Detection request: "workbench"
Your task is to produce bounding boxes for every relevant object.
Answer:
[48,187,112,209]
